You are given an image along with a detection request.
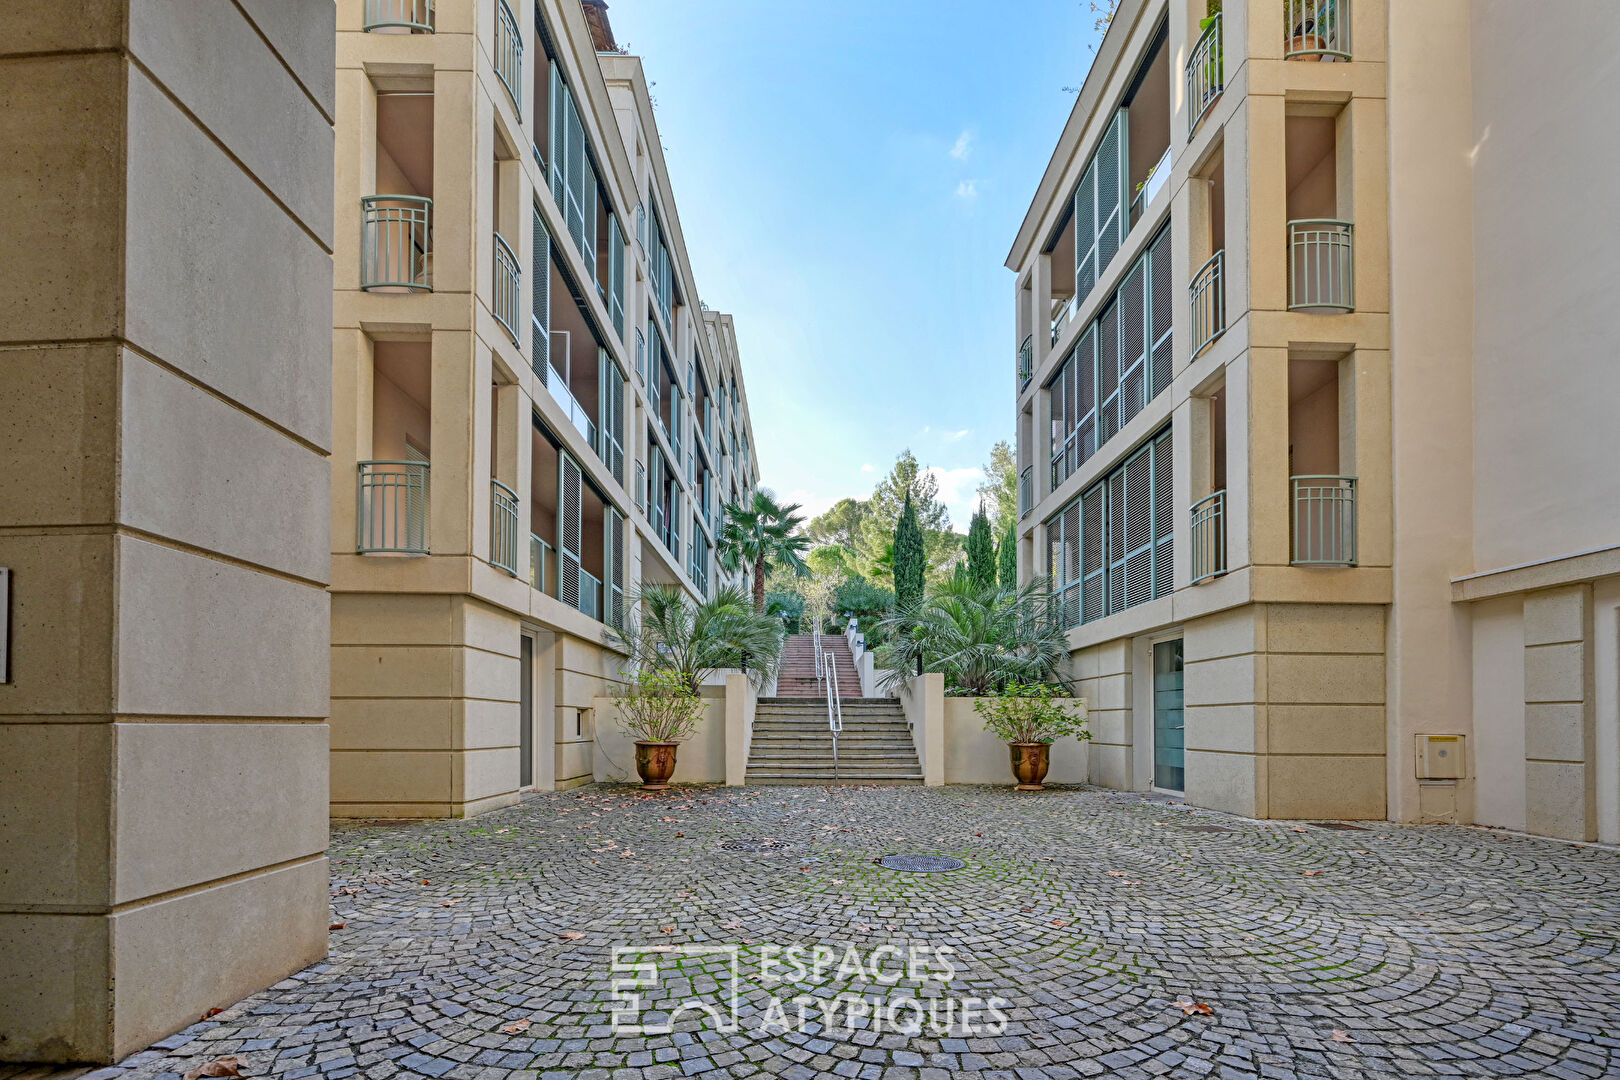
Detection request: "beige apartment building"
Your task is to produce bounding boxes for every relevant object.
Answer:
[1010,0,1620,841]
[332,0,758,817]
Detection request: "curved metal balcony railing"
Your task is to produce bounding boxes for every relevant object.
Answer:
[494,0,523,114]
[1285,0,1351,61]
[1017,334,1034,392]
[493,232,521,341]
[1292,475,1357,566]
[490,478,520,576]
[1288,220,1355,311]
[357,460,429,554]
[1019,466,1034,520]
[1186,13,1224,138]
[363,0,434,32]
[1190,490,1227,584]
[361,196,432,291]
[1190,250,1227,357]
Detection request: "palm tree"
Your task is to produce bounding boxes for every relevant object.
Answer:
[873,577,1070,696]
[717,489,811,612]
[610,584,783,692]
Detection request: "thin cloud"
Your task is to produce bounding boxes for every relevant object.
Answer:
[943,428,971,442]
[955,180,979,200]
[860,463,875,473]
[924,465,986,529]
[949,129,973,160]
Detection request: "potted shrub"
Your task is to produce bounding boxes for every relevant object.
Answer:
[975,682,1090,791]
[612,668,706,790]
[1286,0,1339,61]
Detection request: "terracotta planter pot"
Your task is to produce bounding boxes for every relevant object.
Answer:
[1009,742,1051,791]
[1290,33,1325,59]
[635,741,678,790]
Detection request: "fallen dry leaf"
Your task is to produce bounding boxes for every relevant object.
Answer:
[1107,870,1128,877]
[441,899,459,906]
[1020,905,1035,913]
[1302,870,1324,877]
[203,1007,225,1019]
[500,1018,532,1034]
[1330,1029,1354,1042]
[1173,1001,1214,1016]
[558,931,585,940]
[328,921,346,931]
[183,1056,249,1080]
[660,926,674,934]
[420,879,431,885]
[1292,827,1309,833]
[720,920,743,930]
[1050,919,1068,928]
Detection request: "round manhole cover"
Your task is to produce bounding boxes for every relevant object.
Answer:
[877,854,964,873]
[719,838,794,853]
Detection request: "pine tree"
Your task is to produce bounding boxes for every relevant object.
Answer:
[893,492,926,610]
[966,504,996,590]
[998,517,1018,591]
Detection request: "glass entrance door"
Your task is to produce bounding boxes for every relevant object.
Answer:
[519,635,534,788]
[1152,639,1185,792]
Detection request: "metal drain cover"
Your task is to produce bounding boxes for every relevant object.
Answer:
[1308,822,1369,832]
[719,838,794,853]
[1180,825,1233,833]
[878,854,964,873]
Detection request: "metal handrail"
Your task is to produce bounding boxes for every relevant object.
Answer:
[813,627,823,682]
[357,460,429,554]
[493,0,523,114]
[363,0,433,32]
[1285,0,1351,60]
[1288,220,1355,311]
[490,478,520,576]
[529,533,553,594]
[493,232,521,340]
[1186,12,1224,138]
[1291,475,1357,566]
[361,195,432,291]
[1017,334,1034,391]
[1019,466,1034,519]
[1190,249,1226,357]
[823,650,844,784]
[1190,489,1227,584]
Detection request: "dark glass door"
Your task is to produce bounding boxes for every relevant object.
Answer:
[1152,639,1184,792]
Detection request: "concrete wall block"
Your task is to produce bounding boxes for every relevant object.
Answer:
[120,354,331,583]
[234,0,337,116]
[1184,605,1266,663]
[115,537,330,718]
[110,858,328,1059]
[459,646,520,703]
[1265,603,1384,654]
[0,345,119,527]
[0,912,111,1061]
[332,643,454,699]
[1523,642,1585,705]
[1522,586,1588,647]
[129,0,334,239]
[331,592,453,645]
[0,52,125,344]
[1185,703,1264,754]
[0,723,112,907]
[1524,702,1589,764]
[330,697,454,750]
[1266,704,1386,756]
[1525,761,1594,842]
[124,69,333,447]
[1266,754,1387,819]
[1184,750,1263,818]
[457,746,519,804]
[1267,653,1385,705]
[112,722,328,902]
[0,533,116,715]
[1184,653,1263,708]
[331,748,451,804]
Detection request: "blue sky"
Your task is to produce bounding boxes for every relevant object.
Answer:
[609,1,1109,529]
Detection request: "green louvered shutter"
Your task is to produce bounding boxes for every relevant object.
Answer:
[608,214,624,339]
[1073,161,1097,307]
[1096,110,1126,278]
[531,205,550,378]
[549,62,565,209]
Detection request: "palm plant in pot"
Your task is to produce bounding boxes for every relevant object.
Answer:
[975,683,1090,791]
[611,668,706,789]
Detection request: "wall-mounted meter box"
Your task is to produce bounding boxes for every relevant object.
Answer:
[1416,734,1465,780]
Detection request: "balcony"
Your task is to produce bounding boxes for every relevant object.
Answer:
[364,0,433,32]
[1291,475,1356,566]
[530,533,554,594]
[493,232,520,341]
[1186,12,1223,138]
[1018,466,1033,520]
[1285,0,1351,61]
[361,196,432,292]
[490,479,520,576]
[1288,220,1354,312]
[1189,490,1227,584]
[357,460,429,554]
[1017,334,1033,392]
[493,0,522,114]
[1190,250,1226,357]
[579,569,602,621]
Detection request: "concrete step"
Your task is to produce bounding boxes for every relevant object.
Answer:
[744,775,924,786]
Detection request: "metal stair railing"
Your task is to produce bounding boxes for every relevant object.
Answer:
[823,650,844,784]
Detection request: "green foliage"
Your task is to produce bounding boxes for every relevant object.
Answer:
[966,506,996,590]
[610,583,783,691]
[806,498,868,550]
[765,589,806,634]
[976,440,1019,533]
[975,683,1090,745]
[892,492,926,611]
[717,488,811,612]
[874,577,1071,697]
[834,574,894,640]
[806,544,854,578]
[857,450,956,576]
[612,668,707,744]
[998,517,1018,591]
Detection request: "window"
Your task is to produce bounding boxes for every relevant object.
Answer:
[1046,427,1172,628]
[1049,225,1173,490]
[548,61,599,276]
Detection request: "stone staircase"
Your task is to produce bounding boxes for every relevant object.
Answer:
[745,697,923,785]
[776,632,862,697]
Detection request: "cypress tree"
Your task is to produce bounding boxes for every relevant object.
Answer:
[966,504,996,590]
[998,517,1018,591]
[893,492,926,610]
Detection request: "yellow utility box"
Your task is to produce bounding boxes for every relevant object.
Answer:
[1416,734,1466,780]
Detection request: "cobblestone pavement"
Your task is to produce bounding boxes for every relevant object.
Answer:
[88,785,1620,1080]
